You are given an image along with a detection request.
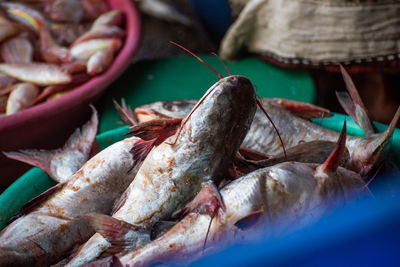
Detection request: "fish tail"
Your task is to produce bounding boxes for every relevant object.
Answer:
[3,149,53,178]
[3,106,98,183]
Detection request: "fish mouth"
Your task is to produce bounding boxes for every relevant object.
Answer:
[222,75,253,89]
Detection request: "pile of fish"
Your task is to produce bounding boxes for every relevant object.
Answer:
[1,64,399,266]
[0,0,125,115]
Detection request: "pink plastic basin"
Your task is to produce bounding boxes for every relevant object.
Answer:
[0,0,141,191]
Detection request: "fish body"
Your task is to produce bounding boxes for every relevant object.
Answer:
[6,82,39,114]
[70,38,122,62]
[87,47,114,76]
[118,159,366,266]
[0,136,143,266]
[0,35,33,63]
[0,63,72,86]
[134,99,399,176]
[66,75,258,266]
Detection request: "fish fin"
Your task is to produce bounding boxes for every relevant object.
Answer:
[336,65,378,137]
[83,213,149,253]
[130,139,156,166]
[238,147,269,161]
[150,221,178,240]
[268,98,333,120]
[113,98,137,126]
[319,121,347,173]
[338,65,377,136]
[339,65,370,115]
[63,105,98,156]
[3,149,53,177]
[3,106,98,182]
[83,213,141,239]
[234,210,264,230]
[336,90,374,136]
[128,118,182,144]
[172,182,224,218]
[8,182,66,224]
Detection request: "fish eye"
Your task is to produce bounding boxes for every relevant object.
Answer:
[163,103,174,111]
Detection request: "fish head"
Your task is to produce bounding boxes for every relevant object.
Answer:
[185,75,257,158]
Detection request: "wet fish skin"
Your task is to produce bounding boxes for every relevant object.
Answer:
[87,47,114,76]
[91,10,122,30]
[0,136,143,266]
[0,63,72,86]
[70,38,122,62]
[66,75,258,266]
[113,75,257,227]
[118,160,366,266]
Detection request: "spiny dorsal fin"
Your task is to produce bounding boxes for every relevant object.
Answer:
[113,98,137,126]
[320,121,347,173]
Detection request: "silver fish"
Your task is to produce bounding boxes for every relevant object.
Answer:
[116,125,367,266]
[133,98,400,176]
[65,75,258,266]
[0,136,145,266]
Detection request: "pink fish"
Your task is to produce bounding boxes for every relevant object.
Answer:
[0,63,72,86]
[6,82,39,114]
